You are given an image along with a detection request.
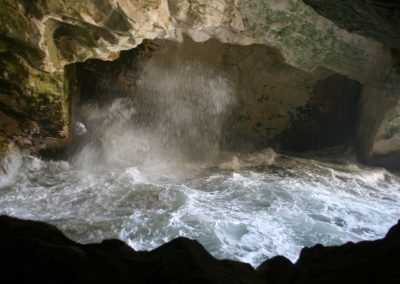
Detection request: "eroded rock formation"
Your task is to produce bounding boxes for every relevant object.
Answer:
[0,0,380,74]
[76,37,361,151]
[303,0,400,168]
[0,0,399,167]
[303,0,400,49]
[357,55,400,168]
[1,215,399,283]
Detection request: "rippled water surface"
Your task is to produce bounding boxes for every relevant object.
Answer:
[1,56,400,266]
[1,150,399,266]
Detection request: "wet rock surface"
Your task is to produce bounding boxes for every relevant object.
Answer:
[1,215,399,284]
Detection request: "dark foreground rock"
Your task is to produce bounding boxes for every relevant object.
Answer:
[0,215,399,284]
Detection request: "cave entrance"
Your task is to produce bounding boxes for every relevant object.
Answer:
[69,36,362,163]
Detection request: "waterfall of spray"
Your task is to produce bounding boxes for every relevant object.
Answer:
[0,150,22,189]
[72,57,236,173]
[136,59,235,160]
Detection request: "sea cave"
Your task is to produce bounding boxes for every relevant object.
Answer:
[0,1,400,283]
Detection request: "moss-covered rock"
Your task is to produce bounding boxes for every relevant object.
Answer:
[0,50,68,154]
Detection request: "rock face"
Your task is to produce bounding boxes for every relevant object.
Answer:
[302,0,400,168]
[0,0,383,158]
[0,48,69,158]
[0,0,380,75]
[75,37,361,151]
[303,0,400,49]
[1,215,399,284]
[357,54,400,168]
[2,0,400,167]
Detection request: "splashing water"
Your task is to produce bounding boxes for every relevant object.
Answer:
[1,150,400,266]
[1,59,400,267]
[73,58,235,173]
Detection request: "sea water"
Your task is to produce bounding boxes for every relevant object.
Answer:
[1,148,399,267]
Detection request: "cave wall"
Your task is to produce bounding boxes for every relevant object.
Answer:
[357,53,400,168]
[302,0,400,168]
[1,0,399,166]
[0,50,68,158]
[75,37,361,151]
[303,0,400,49]
[0,0,380,75]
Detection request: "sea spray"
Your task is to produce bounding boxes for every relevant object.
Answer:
[72,58,236,173]
[0,150,22,189]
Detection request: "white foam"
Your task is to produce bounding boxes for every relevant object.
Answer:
[120,167,149,184]
[1,151,400,267]
[219,148,277,170]
[0,151,22,189]
[356,169,388,184]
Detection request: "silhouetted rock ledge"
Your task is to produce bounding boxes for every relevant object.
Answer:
[1,215,399,284]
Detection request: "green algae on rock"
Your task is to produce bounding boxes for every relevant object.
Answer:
[0,50,68,154]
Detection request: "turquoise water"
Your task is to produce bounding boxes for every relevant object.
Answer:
[1,149,399,267]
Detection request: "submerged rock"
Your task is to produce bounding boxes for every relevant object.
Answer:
[0,215,399,284]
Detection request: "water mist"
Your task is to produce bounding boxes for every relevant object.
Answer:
[72,53,236,175]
